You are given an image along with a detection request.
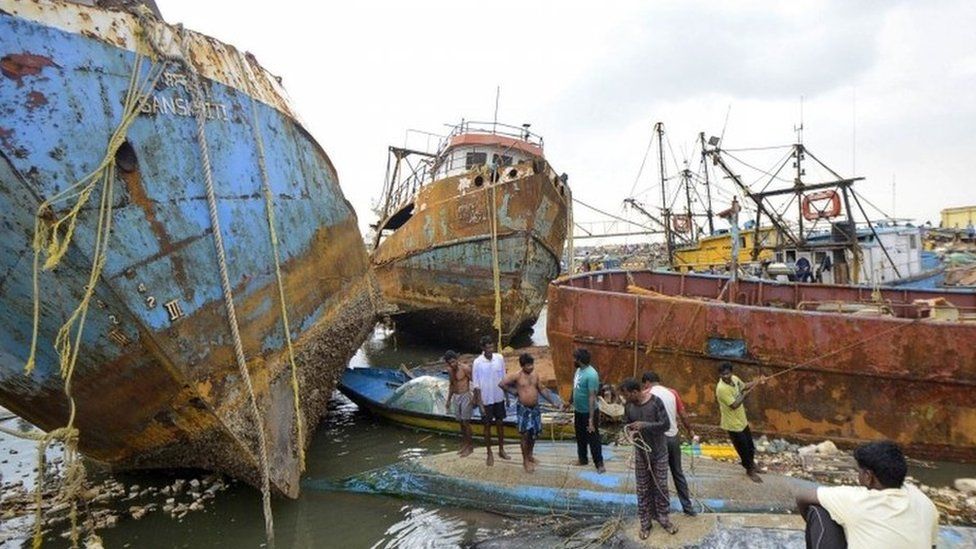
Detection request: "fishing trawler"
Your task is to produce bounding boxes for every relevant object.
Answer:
[371,121,571,346]
[548,128,976,461]
[0,0,378,497]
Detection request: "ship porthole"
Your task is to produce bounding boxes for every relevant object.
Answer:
[507,168,518,179]
[115,141,139,173]
[474,175,484,187]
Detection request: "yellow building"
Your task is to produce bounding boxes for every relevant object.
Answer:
[941,206,976,230]
[673,227,779,271]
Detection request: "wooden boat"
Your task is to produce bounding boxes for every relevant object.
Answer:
[547,270,976,461]
[337,367,576,441]
[371,121,571,345]
[0,0,378,497]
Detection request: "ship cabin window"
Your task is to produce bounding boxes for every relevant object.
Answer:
[815,251,826,265]
[786,250,797,263]
[775,252,783,262]
[466,152,487,169]
[740,237,747,249]
[492,154,513,167]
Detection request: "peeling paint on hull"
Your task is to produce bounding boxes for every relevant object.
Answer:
[547,270,976,461]
[0,1,378,497]
[373,166,568,346]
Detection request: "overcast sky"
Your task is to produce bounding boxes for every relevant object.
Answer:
[161,0,975,244]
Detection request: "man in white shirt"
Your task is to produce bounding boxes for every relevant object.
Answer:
[472,335,510,466]
[642,371,696,516]
[795,440,939,549]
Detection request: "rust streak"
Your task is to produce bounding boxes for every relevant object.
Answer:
[120,169,191,292]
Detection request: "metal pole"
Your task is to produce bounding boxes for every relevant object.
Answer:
[700,132,715,235]
[656,122,673,265]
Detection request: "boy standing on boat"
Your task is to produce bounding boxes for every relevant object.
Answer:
[619,378,677,537]
[715,362,764,483]
[472,335,510,466]
[499,353,557,473]
[567,348,604,473]
[444,350,474,457]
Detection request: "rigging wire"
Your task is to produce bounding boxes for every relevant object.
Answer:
[574,198,654,229]
[627,127,658,199]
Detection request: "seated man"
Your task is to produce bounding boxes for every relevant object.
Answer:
[795,440,939,549]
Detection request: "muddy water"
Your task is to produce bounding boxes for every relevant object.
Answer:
[2,309,974,547]
[1,318,547,548]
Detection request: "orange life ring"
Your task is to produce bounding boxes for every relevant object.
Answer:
[672,214,691,233]
[801,190,842,221]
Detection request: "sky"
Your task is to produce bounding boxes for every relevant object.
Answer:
[160,0,976,244]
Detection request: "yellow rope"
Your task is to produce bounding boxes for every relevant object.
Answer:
[487,183,503,349]
[249,99,305,472]
[21,54,166,548]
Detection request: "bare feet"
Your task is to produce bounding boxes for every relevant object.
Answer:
[528,455,539,464]
[459,445,473,458]
[661,522,678,535]
[571,460,587,467]
[486,452,494,467]
[596,465,606,474]
[639,528,651,540]
[747,469,763,483]
[523,461,535,473]
[498,448,512,460]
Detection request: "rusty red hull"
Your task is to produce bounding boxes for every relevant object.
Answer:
[373,161,569,346]
[547,270,976,461]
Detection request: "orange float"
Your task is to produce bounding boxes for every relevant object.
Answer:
[801,190,842,221]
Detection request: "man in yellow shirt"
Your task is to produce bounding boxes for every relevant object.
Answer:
[715,362,763,483]
[795,440,939,549]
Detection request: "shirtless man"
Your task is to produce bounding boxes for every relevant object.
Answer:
[444,350,474,457]
[499,353,557,472]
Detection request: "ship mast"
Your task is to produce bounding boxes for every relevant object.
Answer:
[699,132,715,236]
[656,122,674,265]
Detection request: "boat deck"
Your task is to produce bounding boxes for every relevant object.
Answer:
[329,442,814,515]
[323,442,976,547]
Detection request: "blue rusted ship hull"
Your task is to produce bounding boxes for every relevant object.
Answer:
[0,0,377,497]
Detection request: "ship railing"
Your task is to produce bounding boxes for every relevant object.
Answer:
[379,121,550,225]
[433,120,545,157]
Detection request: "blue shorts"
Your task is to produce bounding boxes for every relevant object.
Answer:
[517,403,542,439]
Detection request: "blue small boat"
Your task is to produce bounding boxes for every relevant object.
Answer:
[338,367,574,440]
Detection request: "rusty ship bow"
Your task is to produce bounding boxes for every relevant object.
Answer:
[372,122,571,346]
[0,0,378,497]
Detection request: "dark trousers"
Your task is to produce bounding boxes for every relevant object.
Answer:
[666,435,693,512]
[804,505,847,549]
[727,425,756,471]
[574,412,603,467]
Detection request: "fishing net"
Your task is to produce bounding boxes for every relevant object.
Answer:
[384,376,450,415]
